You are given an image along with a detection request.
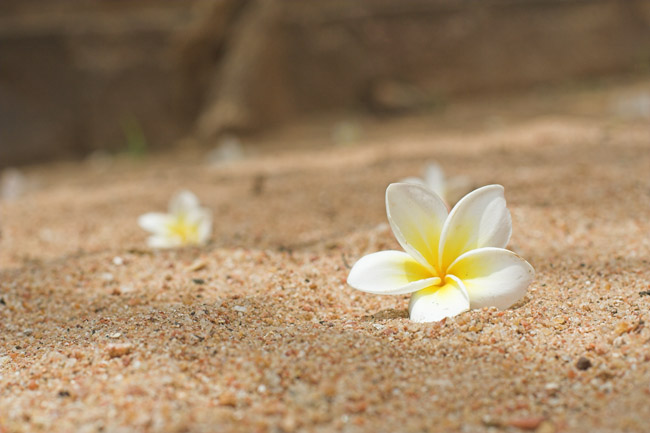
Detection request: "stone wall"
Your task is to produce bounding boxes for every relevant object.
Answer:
[279,0,650,110]
[0,1,211,165]
[1,0,650,166]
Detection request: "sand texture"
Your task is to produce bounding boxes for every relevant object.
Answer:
[2,80,650,432]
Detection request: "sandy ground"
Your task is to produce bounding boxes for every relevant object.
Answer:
[1,78,650,433]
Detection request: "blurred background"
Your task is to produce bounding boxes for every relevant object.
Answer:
[1,0,650,166]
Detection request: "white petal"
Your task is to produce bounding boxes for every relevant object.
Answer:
[386,183,448,272]
[138,212,174,235]
[424,163,446,200]
[348,251,440,295]
[447,247,534,310]
[169,190,201,215]
[194,209,213,244]
[439,185,512,271]
[408,277,470,323]
[146,235,179,249]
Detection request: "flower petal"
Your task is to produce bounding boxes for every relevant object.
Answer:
[146,235,180,249]
[348,251,440,295]
[424,162,446,200]
[408,277,470,323]
[386,183,448,273]
[447,247,534,310]
[195,209,213,244]
[169,190,201,215]
[439,184,512,271]
[138,212,174,235]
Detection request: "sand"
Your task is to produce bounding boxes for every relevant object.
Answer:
[2,78,650,433]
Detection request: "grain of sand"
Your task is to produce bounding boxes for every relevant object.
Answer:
[2,80,650,433]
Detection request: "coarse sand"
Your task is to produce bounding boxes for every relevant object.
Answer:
[2,79,650,433]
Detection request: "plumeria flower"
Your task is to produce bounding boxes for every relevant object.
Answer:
[402,162,471,206]
[138,190,212,248]
[347,183,534,322]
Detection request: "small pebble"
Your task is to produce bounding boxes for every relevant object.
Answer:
[120,286,134,294]
[218,391,237,407]
[186,259,208,272]
[233,306,247,313]
[536,421,557,433]
[481,415,502,427]
[545,382,560,392]
[615,321,632,335]
[552,317,565,325]
[106,343,133,358]
[576,357,593,370]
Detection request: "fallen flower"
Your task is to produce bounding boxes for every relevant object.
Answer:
[347,183,534,322]
[402,162,470,206]
[138,190,212,248]
[1,168,28,201]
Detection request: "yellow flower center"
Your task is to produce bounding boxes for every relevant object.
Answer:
[166,214,199,243]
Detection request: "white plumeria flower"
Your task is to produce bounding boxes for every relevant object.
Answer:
[138,190,212,248]
[402,162,471,206]
[347,183,534,323]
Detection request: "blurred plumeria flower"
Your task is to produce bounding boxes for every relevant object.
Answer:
[347,183,534,323]
[206,134,245,166]
[402,162,471,206]
[138,190,212,248]
[1,168,28,201]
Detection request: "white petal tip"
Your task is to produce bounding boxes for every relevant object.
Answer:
[409,301,469,323]
[408,283,470,323]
